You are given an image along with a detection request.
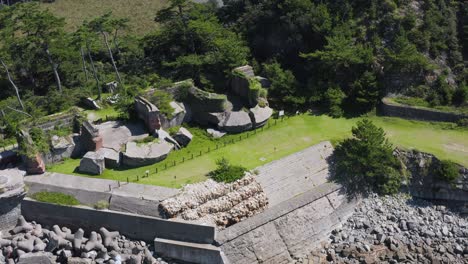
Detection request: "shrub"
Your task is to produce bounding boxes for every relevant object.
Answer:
[31,191,80,206]
[208,157,247,183]
[331,119,402,196]
[149,90,174,118]
[436,160,459,183]
[168,126,180,136]
[94,200,110,210]
[457,118,468,127]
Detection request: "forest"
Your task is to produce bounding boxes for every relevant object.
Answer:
[0,0,467,142]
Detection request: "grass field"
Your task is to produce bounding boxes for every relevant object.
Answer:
[40,0,167,35]
[48,115,468,188]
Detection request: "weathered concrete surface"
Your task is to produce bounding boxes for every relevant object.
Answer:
[218,111,252,133]
[0,169,26,232]
[122,141,174,167]
[255,141,334,206]
[249,105,273,128]
[159,101,187,129]
[94,121,148,151]
[22,199,216,244]
[79,151,105,175]
[154,238,223,264]
[218,184,359,263]
[135,96,161,132]
[25,172,178,216]
[96,147,120,168]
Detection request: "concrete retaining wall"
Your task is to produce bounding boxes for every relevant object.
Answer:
[22,199,216,244]
[380,98,467,123]
[217,183,358,263]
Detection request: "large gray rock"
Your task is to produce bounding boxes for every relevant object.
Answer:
[173,127,193,147]
[81,97,101,110]
[122,141,174,167]
[159,101,187,129]
[219,111,252,133]
[207,129,226,138]
[17,252,56,264]
[96,148,120,168]
[79,152,105,175]
[249,105,273,128]
[44,135,76,164]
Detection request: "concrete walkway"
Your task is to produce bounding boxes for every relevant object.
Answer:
[255,141,334,207]
[25,172,179,217]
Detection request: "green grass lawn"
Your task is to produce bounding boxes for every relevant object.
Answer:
[48,115,468,188]
[40,0,167,35]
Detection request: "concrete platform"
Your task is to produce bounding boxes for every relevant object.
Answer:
[255,141,334,207]
[154,238,224,264]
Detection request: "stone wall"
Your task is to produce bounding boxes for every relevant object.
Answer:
[33,113,76,131]
[80,121,103,153]
[135,96,161,132]
[395,149,468,203]
[22,199,216,244]
[217,183,359,263]
[380,98,467,123]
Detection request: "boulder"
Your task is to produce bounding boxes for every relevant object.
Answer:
[79,151,105,175]
[96,148,120,168]
[67,258,92,264]
[249,105,273,128]
[122,141,174,167]
[159,101,187,129]
[255,76,271,88]
[173,127,193,147]
[81,97,101,110]
[17,252,56,264]
[45,135,75,164]
[155,129,181,149]
[105,81,118,94]
[219,111,252,133]
[207,128,226,138]
[25,154,46,175]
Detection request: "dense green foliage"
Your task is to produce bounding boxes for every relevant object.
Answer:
[31,191,80,206]
[331,119,402,195]
[1,0,467,146]
[435,160,459,183]
[207,157,246,183]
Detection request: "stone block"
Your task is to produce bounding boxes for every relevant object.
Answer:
[17,252,56,264]
[173,127,193,147]
[96,148,120,168]
[79,151,105,175]
[154,238,223,264]
[249,105,273,128]
[219,111,252,133]
[81,97,101,110]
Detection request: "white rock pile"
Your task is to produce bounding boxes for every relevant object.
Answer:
[0,216,174,264]
[304,194,468,264]
[159,174,268,227]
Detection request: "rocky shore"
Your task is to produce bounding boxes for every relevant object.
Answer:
[0,216,176,264]
[305,194,468,263]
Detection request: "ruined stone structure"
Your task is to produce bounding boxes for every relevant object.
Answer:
[43,135,76,164]
[158,101,187,129]
[16,130,45,175]
[380,97,467,123]
[135,96,161,132]
[80,121,103,153]
[395,148,468,212]
[0,169,26,232]
[122,141,174,167]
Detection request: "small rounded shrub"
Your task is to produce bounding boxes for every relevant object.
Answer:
[436,160,459,183]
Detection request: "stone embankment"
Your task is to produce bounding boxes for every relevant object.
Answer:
[306,194,468,264]
[159,174,268,227]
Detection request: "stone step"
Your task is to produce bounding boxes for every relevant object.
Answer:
[154,238,225,264]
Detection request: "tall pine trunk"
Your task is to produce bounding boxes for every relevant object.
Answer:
[0,58,25,111]
[80,47,89,82]
[101,31,122,85]
[86,40,101,100]
[44,44,62,93]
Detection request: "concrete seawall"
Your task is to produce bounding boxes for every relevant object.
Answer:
[22,199,215,244]
[217,183,359,263]
[380,98,467,123]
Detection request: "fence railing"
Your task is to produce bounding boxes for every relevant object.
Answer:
[119,115,291,185]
